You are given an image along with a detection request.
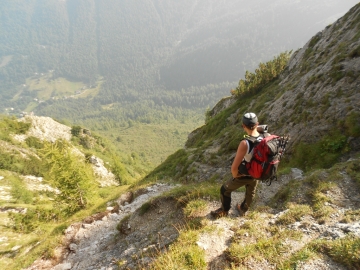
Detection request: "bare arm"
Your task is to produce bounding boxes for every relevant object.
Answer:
[231,140,248,178]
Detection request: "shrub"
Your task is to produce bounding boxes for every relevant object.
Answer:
[5,117,31,134]
[25,136,44,149]
[71,125,82,137]
[39,140,95,216]
[79,135,93,149]
[111,157,128,185]
[10,176,33,204]
[9,207,60,233]
[0,116,30,141]
[0,149,42,176]
[289,131,348,171]
[349,45,360,58]
[344,111,360,137]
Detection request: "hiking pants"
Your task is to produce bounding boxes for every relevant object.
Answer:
[220,176,258,212]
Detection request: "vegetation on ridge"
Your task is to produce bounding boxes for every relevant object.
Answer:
[231,51,291,97]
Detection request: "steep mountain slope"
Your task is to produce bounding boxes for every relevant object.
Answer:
[268,6,360,144]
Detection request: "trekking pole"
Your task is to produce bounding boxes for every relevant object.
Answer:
[279,135,290,161]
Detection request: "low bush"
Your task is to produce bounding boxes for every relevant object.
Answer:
[288,131,348,171]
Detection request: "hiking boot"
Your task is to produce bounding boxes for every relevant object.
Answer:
[236,203,247,217]
[210,208,228,218]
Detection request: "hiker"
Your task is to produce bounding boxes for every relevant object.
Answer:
[211,112,262,218]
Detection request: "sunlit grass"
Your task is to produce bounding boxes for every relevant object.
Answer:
[310,236,360,269]
[25,76,85,100]
[227,214,303,267]
[149,229,206,270]
[165,182,220,207]
[278,246,316,270]
[184,199,207,218]
[0,181,130,270]
[341,209,360,223]
[276,203,312,225]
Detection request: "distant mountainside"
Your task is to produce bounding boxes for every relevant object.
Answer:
[0,0,358,114]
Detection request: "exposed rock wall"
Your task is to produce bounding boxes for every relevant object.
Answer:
[266,4,360,143]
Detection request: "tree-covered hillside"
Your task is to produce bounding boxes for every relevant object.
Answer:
[1,0,357,109]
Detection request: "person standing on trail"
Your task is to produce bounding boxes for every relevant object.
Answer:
[211,112,262,218]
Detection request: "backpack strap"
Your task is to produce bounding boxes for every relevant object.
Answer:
[244,133,267,142]
[243,135,257,153]
[239,134,264,177]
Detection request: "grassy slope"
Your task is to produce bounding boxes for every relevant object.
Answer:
[97,116,204,168]
[0,179,130,270]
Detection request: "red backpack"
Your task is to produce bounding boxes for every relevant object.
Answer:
[245,129,289,185]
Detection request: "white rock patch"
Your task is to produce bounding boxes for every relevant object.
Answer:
[14,115,71,143]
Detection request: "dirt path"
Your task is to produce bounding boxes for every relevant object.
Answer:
[25,183,179,270]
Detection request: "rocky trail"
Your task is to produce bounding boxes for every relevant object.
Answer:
[24,166,360,270]
[25,183,181,270]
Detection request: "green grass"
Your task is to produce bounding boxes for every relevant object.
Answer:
[226,213,303,267]
[145,155,360,269]
[184,199,207,218]
[24,75,99,101]
[149,229,206,270]
[276,203,312,225]
[0,180,130,270]
[116,214,131,233]
[165,182,221,206]
[311,236,360,269]
[96,115,204,170]
[269,179,301,209]
[344,111,360,137]
[341,209,360,223]
[349,44,360,58]
[278,247,316,270]
[286,130,348,171]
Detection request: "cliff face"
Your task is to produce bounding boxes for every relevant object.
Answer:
[266,4,360,144]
